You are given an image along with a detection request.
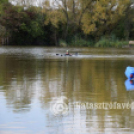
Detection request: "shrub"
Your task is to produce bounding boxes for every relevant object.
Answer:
[69,36,93,47]
[95,36,128,48]
[59,39,67,47]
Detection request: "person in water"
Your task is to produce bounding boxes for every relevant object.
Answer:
[65,50,72,56]
[56,50,78,56]
[66,50,69,55]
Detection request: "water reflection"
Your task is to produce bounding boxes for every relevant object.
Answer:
[125,79,134,91]
[0,47,134,133]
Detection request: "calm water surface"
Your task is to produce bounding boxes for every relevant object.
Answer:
[0,47,134,134]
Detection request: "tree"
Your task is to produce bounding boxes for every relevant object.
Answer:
[0,3,46,45]
[81,0,130,38]
[43,0,84,42]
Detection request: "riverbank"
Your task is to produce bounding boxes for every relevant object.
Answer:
[0,40,129,48]
[59,37,128,48]
[0,35,129,48]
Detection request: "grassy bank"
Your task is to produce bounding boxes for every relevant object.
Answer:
[94,37,128,48]
[59,36,128,48]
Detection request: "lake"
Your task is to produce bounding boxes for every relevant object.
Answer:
[0,47,134,134]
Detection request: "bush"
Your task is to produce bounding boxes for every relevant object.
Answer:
[69,36,93,47]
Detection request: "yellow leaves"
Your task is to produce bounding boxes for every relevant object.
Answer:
[101,13,106,19]
[80,0,131,34]
[50,11,65,28]
[44,13,49,25]
[43,0,131,34]
[95,3,104,13]
[49,12,59,27]
[117,7,124,16]
[42,0,51,13]
[81,13,96,34]
[44,0,81,28]
[67,0,73,11]
[82,13,91,24]
[93,0,107,20]
[44,10,65,28]
[116,0,130,16]
[82,23,96,34]
[43,0,66,28]
[44,0,50,8]
[111,0,117,6]
[118,0,130,6]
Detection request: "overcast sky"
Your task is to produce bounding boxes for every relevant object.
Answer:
[9,0,46,7]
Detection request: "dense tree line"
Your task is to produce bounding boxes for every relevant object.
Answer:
[0,0,134,46]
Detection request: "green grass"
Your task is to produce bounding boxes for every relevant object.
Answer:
[95,37,128,48]
[59,35,128,48]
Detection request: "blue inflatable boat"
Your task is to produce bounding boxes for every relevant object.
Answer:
[125,66,134,80]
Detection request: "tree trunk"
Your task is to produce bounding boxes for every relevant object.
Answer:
[64,18,69,41]
[55,30,57,46]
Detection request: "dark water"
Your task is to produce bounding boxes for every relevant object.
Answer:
[0,47,134,134]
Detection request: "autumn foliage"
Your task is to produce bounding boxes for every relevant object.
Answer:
[0,0,133,46]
